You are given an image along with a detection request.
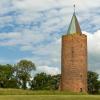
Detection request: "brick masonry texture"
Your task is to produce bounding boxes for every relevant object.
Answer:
[61,34,87,93]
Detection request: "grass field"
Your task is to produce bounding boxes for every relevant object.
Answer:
[0,89,84,95]
[0,95,100,100]
[0,89,99,100]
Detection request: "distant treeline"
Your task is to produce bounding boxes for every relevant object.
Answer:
[0,59,100,94]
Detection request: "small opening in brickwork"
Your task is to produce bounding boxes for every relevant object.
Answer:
[80,88,83,92]
[72,47,74,58]
[80,74,82,78]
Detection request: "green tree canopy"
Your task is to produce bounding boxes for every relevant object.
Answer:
[0,64,14,88]
[15,60,36,89]
[31,72,60,90]
[88,71,100,94]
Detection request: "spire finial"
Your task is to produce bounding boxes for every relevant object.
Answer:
[73,4,75,14]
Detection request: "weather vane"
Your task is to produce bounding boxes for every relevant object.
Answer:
[73,4,76,14]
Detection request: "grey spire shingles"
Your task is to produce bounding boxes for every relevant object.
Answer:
[67,13,82,35]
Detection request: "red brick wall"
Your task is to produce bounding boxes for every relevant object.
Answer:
[61,34,87,93]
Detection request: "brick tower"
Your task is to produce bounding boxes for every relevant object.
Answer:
[61,11,87,93]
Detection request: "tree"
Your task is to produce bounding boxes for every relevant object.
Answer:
[31,73,61,90]
[15,60,36,89]
[0,64,14,88]
[31,73,49,90]
[88,71,100,94]
[49,74,61,90]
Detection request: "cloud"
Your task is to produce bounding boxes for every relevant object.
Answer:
[35,65,60,75]
[0,29,47,46]
[0,32,21,39]
[83,30,100,76]
[11,0,70,11]
[83,30,100,56]
[11,0,100,12]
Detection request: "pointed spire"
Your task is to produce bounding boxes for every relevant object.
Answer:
[67,5,82,35]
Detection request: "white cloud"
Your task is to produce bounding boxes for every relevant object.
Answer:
[12,0,63,11]
[20,45,33,51]
[0,29,48,46]
[83,30,100,54]
[0,32,21,39]
[83,30,100,76]
[11,0,100,12]
[35,65,60,75]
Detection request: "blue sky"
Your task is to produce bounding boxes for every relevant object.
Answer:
[0,0,100,75]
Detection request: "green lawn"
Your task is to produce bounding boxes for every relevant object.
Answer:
[0,89,85,95]
[0,89,99,100]
[0,95,100,100]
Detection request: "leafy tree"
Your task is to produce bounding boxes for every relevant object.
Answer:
[31,73,50,90]
[88,71,100,94]
[5,78,19,88]
[31,73,61,90]
[0,64,14,88]
[15,60,36,89]
[50,74,61,90]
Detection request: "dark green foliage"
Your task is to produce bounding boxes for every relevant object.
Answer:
[4,78,19,88]
[88,71,100,94]
[31,73,60,90]
[0,64,18,88]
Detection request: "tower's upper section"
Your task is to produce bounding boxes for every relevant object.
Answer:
[67,12,82,35]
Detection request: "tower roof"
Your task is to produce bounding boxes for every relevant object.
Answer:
[67,12,82,35]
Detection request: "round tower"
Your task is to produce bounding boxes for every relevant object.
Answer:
[61,12,87,93]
